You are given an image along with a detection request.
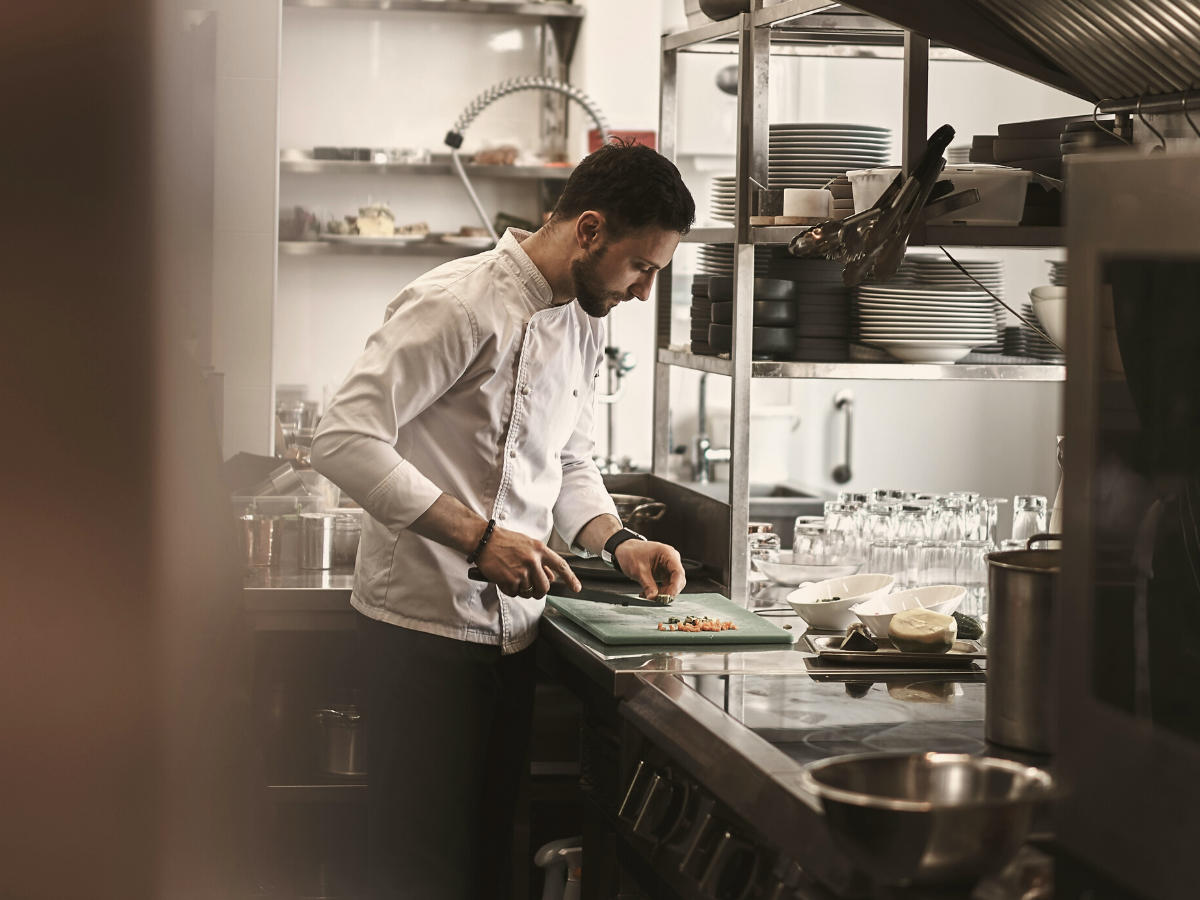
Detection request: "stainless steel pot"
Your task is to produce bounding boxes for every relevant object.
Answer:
[610,493,667,530]
[314,703,366,777]
[239,514,282,567]
[985,534,1061,754]
[300,512,338,569]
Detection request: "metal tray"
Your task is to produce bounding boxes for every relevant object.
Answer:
[804,633,986,666]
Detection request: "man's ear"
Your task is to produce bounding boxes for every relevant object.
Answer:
[574,211,604,250]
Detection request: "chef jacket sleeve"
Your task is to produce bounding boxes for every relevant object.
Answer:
[552,353,621,551]
[310,285,477,533]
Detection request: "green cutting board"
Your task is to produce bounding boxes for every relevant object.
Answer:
[544,590,795,645]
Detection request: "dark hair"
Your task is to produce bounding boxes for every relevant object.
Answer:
[550,139,695,236]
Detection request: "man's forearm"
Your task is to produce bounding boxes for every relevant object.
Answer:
[409,493,490,556]
[574,514,623,557]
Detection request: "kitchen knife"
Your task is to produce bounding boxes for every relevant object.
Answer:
[467,567,674,606]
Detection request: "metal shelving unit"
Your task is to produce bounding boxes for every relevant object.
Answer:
[280,156,576,180]
[279,239,486,258]
[654,1,1068,604]
[284,0,583,19]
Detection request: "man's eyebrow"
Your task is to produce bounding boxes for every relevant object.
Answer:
[634,258,662,269]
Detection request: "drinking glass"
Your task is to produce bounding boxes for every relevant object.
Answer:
[866,540,907,587]
[792,518,827,565]
[917,541,955,586]
[862,502,899,547]
[823,503,861,562]
[954,539,994,620]
[932,497,968,543]
[999,538,1026,552]
[896,504,932,588]
[1012,495,1048,543]
[747,530,780,581]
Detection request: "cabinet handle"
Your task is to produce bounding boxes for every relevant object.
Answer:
[618,760,650,821]
[832,390,853,484]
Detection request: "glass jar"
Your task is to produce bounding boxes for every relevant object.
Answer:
[823,502,861,563]
[747,529,781,582]
[792,518,827,565]
[1012,495,1048,543]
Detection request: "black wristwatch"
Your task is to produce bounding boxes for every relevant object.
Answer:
[601,528,646,574]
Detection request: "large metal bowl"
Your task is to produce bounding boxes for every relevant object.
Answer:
[800,752,1053,888]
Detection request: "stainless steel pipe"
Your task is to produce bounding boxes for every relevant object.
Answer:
[985,543,1061,754]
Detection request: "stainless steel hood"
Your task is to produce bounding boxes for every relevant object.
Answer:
[842,0,1200,105]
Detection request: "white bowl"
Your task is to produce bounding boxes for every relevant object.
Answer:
[850,585,966,638]
[871,341,974,364]
[756,553,864,586]
[1030,285,1066,349]
[787,574,896,631]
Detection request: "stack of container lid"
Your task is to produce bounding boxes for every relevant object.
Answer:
[767,254,852,362]
[690,275,717,356]
[706,275,796,360]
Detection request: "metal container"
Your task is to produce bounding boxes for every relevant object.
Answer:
[985,539,1061,754]
[314,700,366,778]
[300,512,338,569]
[332,513,362,566]
[610,493,667,530]
[239,514,282,567]
[800,752,1053,888]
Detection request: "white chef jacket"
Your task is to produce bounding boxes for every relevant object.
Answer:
[311,229,619,653]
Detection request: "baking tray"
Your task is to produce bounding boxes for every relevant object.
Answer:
[804,633,986,667]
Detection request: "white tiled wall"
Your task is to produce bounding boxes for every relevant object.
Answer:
[209,0,281,457]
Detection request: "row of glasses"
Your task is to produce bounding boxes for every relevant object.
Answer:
[862,536,993,617]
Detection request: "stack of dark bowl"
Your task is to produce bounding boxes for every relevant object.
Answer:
[767,254,851,362]
[690,275,718,356]
[706,275,797,360]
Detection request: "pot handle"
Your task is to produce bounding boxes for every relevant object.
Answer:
[1025,532,1063,549]
[629,501,667,523]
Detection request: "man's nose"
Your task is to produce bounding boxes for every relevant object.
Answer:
[631,272,656,301]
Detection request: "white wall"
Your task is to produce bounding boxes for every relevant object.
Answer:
[209,0,281,457]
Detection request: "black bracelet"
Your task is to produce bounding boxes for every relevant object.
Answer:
[466,519,496,564]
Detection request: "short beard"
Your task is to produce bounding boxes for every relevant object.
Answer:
[570,242,626,318]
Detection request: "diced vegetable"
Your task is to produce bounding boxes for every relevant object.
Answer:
[952,611,984,641]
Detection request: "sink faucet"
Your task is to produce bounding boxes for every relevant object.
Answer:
[691,373,731,483]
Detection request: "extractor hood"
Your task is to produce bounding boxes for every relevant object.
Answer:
[843,0,1200,105]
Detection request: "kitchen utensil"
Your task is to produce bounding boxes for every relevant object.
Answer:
[985,539,1060,754]
[800,752,1053,886]
[240,514,282,567]
[247,461,308,497]
[300,512,339,569]
[545,591,794,645]
[804,633,985,666]
[756,555,863,586]
[786,573,894,631]
[851,584,965,637]
[314,696,367,777]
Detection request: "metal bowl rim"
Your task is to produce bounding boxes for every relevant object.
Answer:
[799,751,1054,812]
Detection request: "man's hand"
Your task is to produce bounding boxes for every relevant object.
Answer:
[475,528,582,599]
[614,540,686,602]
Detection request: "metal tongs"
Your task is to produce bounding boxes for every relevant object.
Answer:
[788,124,967,286]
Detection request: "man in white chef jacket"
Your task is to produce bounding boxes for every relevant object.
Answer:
[312,141,695,899]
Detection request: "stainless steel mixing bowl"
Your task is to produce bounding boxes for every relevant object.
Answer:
[799,752,1053,888]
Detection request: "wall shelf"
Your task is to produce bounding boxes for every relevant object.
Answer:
[658,346,1066,381]
[283,0,583,19]
[281,155,575,180]
[279,239,485,258]
[685,224,1063,248]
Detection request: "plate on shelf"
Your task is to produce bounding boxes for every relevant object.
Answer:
[321,234,425,247]
[440,234,495,248]
[864,340,977,363]
[804,632,985,666]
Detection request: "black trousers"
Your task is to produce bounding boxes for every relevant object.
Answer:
[356,611,537,900]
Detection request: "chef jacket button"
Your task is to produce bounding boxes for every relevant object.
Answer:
[509,450,517,458]
[572,389,579,397]
[498,511,508,520]
[521,385,531,395]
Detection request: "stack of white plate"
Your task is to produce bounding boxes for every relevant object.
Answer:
[769,123,891,189]
[855,285,1001,364]
[697,244,770,277]
[904,254,1004,297]
[711,176,737,222]
[1048,260,1067,286]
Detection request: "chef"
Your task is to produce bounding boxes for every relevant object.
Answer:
[311,140,696,900]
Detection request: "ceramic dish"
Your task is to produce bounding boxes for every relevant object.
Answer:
[850,584,965,637]
[756,554,864,586]
[1030,285,1066,347]
[786,574,893,631]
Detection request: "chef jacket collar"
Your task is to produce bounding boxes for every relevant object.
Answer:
[500,228,555,310]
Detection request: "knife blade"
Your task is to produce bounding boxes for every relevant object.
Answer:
[467,567,674,606]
